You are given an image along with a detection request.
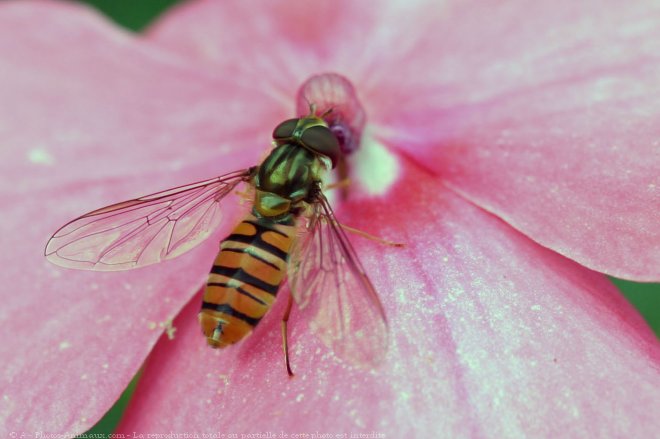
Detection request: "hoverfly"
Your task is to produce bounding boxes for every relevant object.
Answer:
[45,111,388,375]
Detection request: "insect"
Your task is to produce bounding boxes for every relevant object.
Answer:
[45,112,389,375]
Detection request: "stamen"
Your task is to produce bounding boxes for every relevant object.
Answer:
[296,73,366,155]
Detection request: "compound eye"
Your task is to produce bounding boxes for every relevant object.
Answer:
[301,125,340,168]
[272,118,299,141]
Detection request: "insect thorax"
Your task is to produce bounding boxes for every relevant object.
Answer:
[254,143,328,218]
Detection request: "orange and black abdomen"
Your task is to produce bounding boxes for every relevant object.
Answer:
[199,214,296,348]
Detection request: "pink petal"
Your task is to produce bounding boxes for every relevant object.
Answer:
[389,0,660,281]
[0,0,285,195]
[148,0,660,281]
[0,1,283,432]
[3,1,657,435]
[117,160,660,437]
[146,0,380,95]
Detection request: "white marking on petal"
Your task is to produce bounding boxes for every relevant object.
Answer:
[28,148,54,165]
[97,315,111,324]
[351,128,399,196]
[160,319,177,340]
[349,408,366,428]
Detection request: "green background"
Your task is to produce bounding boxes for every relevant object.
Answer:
[70,0,660,435]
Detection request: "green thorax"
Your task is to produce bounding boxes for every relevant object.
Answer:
[253,143,329,218]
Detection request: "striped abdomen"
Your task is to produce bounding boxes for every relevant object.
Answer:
[199,214,296,348]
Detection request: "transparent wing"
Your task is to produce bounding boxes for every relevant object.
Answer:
[45,169,253,271]
[288,193,388,368]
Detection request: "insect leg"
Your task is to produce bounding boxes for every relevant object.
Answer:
[334,157,349,199]
[281,292,295,377]
[324,178,351,191]
[234,187,253,205]
[336,222,404,247]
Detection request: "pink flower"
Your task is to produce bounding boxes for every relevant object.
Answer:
[1,0,659,437]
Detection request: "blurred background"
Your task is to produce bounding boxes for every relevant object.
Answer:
[70,0,660,435]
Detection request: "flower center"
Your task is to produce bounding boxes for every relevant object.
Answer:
[295,73,366,155]
[295,73,399,196]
